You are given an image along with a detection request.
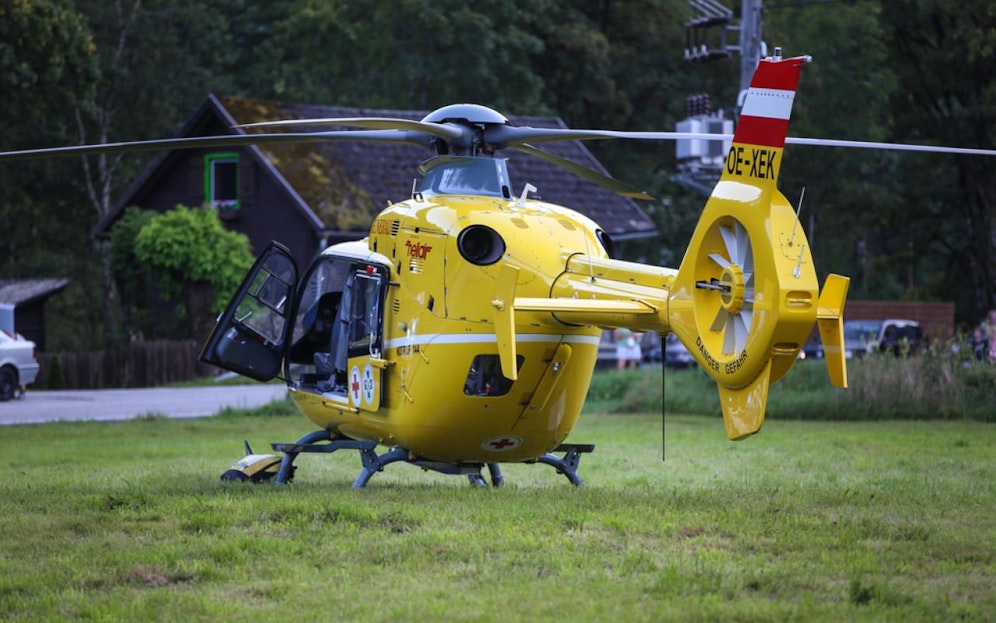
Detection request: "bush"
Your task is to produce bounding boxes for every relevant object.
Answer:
[43,354,65,390]
[585,367,718,417]
[586,352,995,422]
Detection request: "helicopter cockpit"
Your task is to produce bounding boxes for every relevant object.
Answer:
[288,252,387,396]
[417,156,512,199]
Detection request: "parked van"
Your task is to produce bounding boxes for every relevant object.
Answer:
[843,318,924,358]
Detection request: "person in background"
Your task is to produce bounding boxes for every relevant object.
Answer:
[971,326,987,361]
[615,327,642,370]
[985,309,996,364]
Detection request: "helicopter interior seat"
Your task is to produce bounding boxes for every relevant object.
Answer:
[289,292,347,392]
[289,292,337,354]
[312,346,347,394]
[312,352,343,393]
[312,294,353,394]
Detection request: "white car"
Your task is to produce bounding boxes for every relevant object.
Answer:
[843,318,923,359]
[0,329,38,400]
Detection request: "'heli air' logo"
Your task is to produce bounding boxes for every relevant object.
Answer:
[405,240,433,259]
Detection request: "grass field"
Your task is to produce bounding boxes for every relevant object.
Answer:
[0,402,993,622]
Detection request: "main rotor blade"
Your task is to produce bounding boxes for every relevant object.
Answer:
[237,110,722,147]
[785,136,996,157]
[3,123,990,164]
[487,125,996,157]
[236,117,467,142]
[0,130,431,162]
[511,144,654,200]
[486,125,705,147]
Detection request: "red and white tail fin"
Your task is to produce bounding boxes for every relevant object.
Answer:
[736,54,808,142]
[720,52,810,189]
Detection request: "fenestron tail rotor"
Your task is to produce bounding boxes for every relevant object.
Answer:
[703,218,755,356]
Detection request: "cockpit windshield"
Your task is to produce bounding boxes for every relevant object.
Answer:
[418,157,511,199]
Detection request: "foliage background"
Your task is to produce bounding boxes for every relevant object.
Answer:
[1,0,993,350]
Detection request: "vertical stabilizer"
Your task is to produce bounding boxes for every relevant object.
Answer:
[721,52,810,189]
[817,274,850,388]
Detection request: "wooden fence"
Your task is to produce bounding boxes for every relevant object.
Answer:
[35,340,204,389]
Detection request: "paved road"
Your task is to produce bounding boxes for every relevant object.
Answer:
[0,384,289,425]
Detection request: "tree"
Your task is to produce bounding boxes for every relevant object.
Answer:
[763,2,900,296]
[0,0,106,351]
[0,0,98,259]
[0,0,98,143]
[228,0,548,112]
[73,0,241,217]
[108,207,155,339]
[879,0,996,325]
[132,205,254,343]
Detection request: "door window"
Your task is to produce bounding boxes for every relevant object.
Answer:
[200,243,297,381]
[289,258,352,366]
[347,272,383,358]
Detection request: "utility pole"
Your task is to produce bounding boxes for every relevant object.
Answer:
[737,0,766,96]
[677,0,767,194]
[684,0,765,95]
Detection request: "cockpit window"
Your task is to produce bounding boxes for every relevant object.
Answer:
[418,157,510,198]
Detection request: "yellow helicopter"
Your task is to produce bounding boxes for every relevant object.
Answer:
[3,50,993,487]
[206,50,840,486]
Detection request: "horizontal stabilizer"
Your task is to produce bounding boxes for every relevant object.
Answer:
[514,297,658,315]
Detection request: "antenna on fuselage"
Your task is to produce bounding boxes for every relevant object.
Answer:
[789,187,805,247]
[516,183,537,206]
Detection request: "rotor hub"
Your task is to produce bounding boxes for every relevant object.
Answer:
[719,265,746,314]
[421,104,509,126]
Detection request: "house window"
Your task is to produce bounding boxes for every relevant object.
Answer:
[204,152,240,210]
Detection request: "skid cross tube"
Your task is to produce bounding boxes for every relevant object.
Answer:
[533,443,595,486]
[271,430,377,484]
[271,431,593,487]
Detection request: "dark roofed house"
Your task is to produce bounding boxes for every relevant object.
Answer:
[0,279,70,351]
[95,95,657,271]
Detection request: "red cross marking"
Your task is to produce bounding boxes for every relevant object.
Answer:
[489,438,515,450]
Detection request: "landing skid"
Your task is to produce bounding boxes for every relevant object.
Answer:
[270,430,594,487]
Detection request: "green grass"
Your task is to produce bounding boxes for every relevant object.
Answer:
[0,403,993,622]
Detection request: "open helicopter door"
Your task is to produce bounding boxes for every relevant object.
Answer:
[200,242,298,381]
